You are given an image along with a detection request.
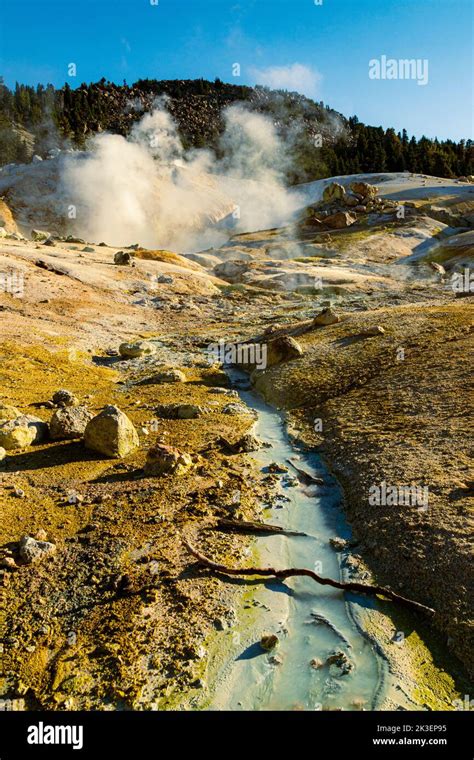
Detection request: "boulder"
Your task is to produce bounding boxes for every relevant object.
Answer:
[0,403,20,421]
[313,307,340,326]
[0,415,48,450]
[145,444,192,476]
[84,406,139,458]
[114,250,133,265]
[19,535,56,564]
[322,182,346,203]
[267,336,303,366]
[119,341,156,359]
[50,406,93,441]
[323,211,357,229]
[52,389,79,407]
[349,181,378,199]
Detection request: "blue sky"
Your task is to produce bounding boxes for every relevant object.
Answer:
[0,0,472,140]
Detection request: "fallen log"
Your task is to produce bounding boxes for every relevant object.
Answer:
[211,517,307,537]
[182,536,435,617]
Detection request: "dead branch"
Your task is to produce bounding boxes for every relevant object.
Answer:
[286,459,324,485]
[182,536,435,617]
[209,517,307,537]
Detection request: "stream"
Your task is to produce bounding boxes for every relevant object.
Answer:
[205,372,390,711]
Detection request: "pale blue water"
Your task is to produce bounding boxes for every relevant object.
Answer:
[208,377,387,711]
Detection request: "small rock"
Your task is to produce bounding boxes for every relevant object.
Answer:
[226,433,262,453]
[269,655,283,665]
[114,251,133,265]
[329,537,348,552]
[31,229,52,242]
[0,447,6,462]
[146,369,186,384]
[312,307,340,326]
[154,403,206,420]
[221,402,251,416]
[35,529,48,540]
[322,182,346,203]
[1,557,18,569]
[52,389,79,408]
[430,261,446,276]
[310,658,324,670]
[323,211,357,229]
[260,634,279,651]
[268,462,288,473]
[349,181,379,199]
[0,403,20,421]
[84,406,139,458]
[157,274,174,284]
[145,444,192,476]
[362,325,385,336]
[19,535,56,564]
[119,341,156,359]
[82,246,95,252]
[50,406,93,441]
[326,650,353,676]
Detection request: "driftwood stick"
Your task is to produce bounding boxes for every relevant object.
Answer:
[182,536,435,617]
[210,517,307,537]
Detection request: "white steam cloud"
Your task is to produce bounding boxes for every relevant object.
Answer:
[248,63,322,99]
[60,100,304,252]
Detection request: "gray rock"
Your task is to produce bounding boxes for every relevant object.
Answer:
[222,402,251,416]
[114,250,133,265]
[19,535,56,564]
[50,406,93,441]
[52,389,79,407]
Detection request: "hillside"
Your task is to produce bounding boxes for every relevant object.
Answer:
[0,78,472,183]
